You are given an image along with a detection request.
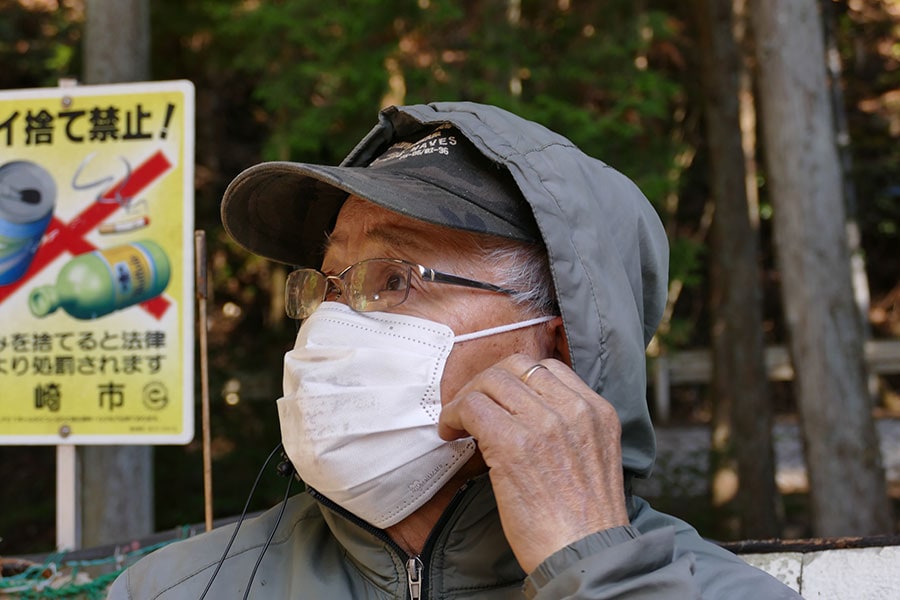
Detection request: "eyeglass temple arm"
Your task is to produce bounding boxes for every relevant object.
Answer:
[418,266,517,295]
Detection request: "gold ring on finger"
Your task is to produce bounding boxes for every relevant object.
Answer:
[520,363,548,385]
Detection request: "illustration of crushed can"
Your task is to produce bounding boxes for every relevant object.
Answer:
[29,240,170,319]
[0,160,57,285]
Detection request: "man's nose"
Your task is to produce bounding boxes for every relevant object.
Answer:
[323,276,345,303]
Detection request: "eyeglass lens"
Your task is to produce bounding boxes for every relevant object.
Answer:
[285,259,414,319]
[285,270,326,319]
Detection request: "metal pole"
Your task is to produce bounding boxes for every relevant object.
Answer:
[56,444,81,550]
[54,79,82,553]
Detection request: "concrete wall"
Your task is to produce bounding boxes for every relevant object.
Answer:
[743,546,900,598]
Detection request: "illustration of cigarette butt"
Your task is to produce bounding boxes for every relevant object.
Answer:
[99,215,150,234]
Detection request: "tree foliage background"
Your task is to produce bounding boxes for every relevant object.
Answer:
[1,0,898,553]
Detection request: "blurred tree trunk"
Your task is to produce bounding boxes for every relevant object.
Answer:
[750,0,891,536]
[690,0,779,539]
[80,0,154,548]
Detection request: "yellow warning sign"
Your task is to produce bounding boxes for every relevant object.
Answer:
[0,80,195,444]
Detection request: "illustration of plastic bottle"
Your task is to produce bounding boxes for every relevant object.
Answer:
[29,240,171,319]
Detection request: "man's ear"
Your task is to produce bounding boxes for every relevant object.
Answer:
[548,316,572,366]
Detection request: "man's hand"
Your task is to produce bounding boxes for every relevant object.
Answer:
[437,354,630,574]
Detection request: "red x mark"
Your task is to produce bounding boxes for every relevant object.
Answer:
[0,150,174,319]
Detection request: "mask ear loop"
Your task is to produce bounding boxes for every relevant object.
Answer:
[454,314,557,343]
[198,443,288,600]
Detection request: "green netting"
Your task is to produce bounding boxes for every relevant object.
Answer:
[0,529,189,599]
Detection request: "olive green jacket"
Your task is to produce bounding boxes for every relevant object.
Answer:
[108,475,798,599]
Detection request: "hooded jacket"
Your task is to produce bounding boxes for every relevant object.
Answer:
[108,102,800,599]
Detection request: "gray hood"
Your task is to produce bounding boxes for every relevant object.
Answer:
[355,103,667,478]
[223,102,668,477]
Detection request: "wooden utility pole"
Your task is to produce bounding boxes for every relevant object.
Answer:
[750,0,891,536]
[80,0,154,547]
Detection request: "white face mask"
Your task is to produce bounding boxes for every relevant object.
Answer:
[277,301,555,529]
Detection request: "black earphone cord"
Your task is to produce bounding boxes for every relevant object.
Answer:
[198,443,295,600]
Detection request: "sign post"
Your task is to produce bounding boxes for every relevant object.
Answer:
[0,80,195,549]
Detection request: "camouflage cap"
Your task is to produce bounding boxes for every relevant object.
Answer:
[220,124,540,267]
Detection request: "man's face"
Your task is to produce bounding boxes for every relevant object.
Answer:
[320,195,556,408]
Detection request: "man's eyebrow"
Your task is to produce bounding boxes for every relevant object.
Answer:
[322,230,341,257]
[325,224,434,256]
[367,224,433,252]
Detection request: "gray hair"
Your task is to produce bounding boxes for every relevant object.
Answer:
[478,240,558,317]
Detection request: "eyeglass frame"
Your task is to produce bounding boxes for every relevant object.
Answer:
[284,257,518,319]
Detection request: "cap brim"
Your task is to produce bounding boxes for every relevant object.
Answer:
[221,160,537,267]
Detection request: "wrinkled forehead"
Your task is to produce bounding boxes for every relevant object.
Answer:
[326,196,500,264]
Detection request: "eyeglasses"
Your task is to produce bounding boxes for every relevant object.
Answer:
[285,258,516,319]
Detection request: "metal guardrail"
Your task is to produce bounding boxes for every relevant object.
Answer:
[720,533,900,554]
[651,338,900,422]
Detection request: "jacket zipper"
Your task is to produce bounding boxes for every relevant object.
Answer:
[406,556,424,600]
[307,481,474,600]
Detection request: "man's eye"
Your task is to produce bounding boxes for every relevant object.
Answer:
[384,272,407,291]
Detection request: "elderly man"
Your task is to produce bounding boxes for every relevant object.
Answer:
[108,102,799,599]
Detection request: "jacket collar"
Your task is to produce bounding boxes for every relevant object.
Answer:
[314,475,525,595]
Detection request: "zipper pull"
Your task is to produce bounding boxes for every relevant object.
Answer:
[406,556,424,600]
